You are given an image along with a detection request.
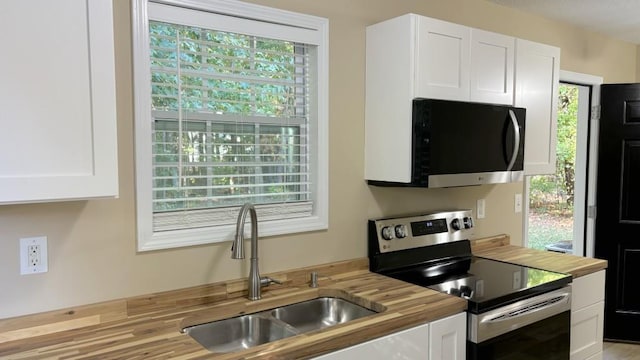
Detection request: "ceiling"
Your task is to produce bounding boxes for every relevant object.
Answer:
[486,0,640,45]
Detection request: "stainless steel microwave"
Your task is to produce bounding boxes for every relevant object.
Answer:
[366,98,526,188]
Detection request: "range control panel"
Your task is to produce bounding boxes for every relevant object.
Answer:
[369,210,474,254]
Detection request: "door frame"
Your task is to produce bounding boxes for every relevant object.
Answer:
[523,70,602,257]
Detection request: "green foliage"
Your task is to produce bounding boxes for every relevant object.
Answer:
[148,21,308,212]
[528,84,579,250]
[149,21,300,116]
[528,215,573,251]
[529,84,578,211]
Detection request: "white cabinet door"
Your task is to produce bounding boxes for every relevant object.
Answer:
[570,270,605,360]
[515,38,560,175]
[571,302,604,360]
[311,322,430,360]
[0,0,118,204]
[415,17,515,106]
[365,14,415,184]
[470,29,515,105]
[415,16,470,101]
[429,312,467,360]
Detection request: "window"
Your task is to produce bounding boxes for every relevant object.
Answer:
[132,0,329,251]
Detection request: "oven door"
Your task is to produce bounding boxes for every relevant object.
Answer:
[467,311,570,360]
[467,286,571,360]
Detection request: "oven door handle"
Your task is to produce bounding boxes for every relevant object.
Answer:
[480,292,570,324]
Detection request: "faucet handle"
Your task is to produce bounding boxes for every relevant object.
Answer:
[261,276,283,287]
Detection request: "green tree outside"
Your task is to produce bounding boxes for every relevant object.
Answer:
[528,84,577,250]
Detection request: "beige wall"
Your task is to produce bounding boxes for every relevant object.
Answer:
[0,0,637,319]
[637,45,640,81]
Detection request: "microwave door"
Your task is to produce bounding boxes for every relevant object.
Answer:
[404,98,526,188]
[424,100,524,187]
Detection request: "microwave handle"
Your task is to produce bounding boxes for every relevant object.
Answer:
[506,109,520,171]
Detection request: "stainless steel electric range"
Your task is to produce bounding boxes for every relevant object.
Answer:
[368,210,573,360]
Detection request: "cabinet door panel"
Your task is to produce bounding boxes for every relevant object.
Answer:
[429,312,466,360]
[416,16,470,101]
[311,323,429,359]
[0,0,118,204]
[470,29,514,105]
[571,301,604,360]
[515,39,560,175]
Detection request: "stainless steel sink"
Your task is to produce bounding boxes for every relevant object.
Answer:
[270,297,377,333]
[183,313,298,353]
[182,296,378,353]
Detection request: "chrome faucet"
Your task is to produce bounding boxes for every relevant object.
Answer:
[231,203,281,300]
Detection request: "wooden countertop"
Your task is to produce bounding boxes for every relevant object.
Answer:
[471,234,608,278]
[0,235,608,359]
[0,258,466,360]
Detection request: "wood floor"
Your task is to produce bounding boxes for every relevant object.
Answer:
[604,341,640,359]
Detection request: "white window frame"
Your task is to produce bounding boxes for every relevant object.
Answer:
[132,0,329,251]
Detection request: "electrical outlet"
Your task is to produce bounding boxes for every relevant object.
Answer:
[20,236,48,275]
[515,193,522,213]
[477,199,486,219]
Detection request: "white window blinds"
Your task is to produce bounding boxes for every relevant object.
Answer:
[148,18,315,231]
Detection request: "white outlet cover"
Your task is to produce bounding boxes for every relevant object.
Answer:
[477,199,486,219]
[20,236,48,275]
[515,193,523,213]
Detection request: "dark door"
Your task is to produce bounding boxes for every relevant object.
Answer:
[595,83,640,342]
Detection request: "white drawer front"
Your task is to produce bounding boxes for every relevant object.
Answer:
[571,270,605,310]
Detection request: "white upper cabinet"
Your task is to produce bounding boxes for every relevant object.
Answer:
[0,0,118,204]
[365,14,516,183]
[515,39,560,175]
[415,16,471,101]
[415,15,514,105]
[366,13,559,181]
[470,29,515,105]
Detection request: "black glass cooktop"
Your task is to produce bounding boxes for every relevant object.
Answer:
[384,256,572,313]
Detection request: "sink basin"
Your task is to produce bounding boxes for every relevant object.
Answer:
[183,314,298,353]
[271,297,377,333]
[182,296,378,353]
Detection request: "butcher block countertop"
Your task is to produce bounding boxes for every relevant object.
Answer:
[0,234,607,359]
[0,258,466,360]
[471,234,608,278]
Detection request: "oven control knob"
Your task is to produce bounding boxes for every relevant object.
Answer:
[463,217,473,229]
[394,225,407,239]
[381,226,395,240]
[451,218,461,231]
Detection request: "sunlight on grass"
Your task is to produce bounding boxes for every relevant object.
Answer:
[528,212,573,251]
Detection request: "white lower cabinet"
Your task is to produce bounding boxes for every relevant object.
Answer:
[570,270,605,360]
[429,312,467,360]
[312,312,466,360]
